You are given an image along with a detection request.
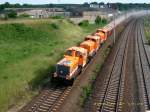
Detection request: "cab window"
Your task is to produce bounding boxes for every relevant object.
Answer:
[92,39,96,42]
[76,51,81,57]
[65,50,72,56]
[85,38,89,41]
[102,31,105,34]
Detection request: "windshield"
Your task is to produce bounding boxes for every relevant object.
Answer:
[85,38,96,42]
[76,51,81,57]
[65,50,72,56]
[92,39,96,42]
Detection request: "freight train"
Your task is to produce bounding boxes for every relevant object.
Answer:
[52,23,114,85]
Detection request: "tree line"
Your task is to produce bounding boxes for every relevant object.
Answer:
[0,2,150,12]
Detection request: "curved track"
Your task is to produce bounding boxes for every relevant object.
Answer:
[84,18,150,112]
[97,20,136,112]
[135,19,150,111]
[84,19,139,112]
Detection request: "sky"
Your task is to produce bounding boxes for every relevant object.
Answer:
[0,0,150,4]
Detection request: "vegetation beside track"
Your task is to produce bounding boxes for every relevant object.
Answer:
[80,47,111,106]
[144,17,150,45]
[0,18,106,112]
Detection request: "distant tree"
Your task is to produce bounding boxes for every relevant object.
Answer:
[95,16,102,24]
[14,3,21,8]
[48,4,54,8]
[22,4,32,8]
[7,11,17,18]
[0,4,5,11]
[22,4,29,7]
[106,3,111,8]
[4,2,10,8]
[101,18,107,24]
[83,2,89,7]
[90,2,98,4]
[99,2,105,5]
[111,3,118,10]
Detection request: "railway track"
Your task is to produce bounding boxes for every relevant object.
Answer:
[19,46,100,112]
[19,85,72,112]
[83,19,150,112]
[83,20,137,112]
[19,49,100,112]
[135,19,150,111]
[96,20,136,112]
[19,30,106,112]
[97,20,136,112]
[19,18,150,112]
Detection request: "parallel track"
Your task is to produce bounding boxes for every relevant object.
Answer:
[135,19,150,111]
[84,18,149,112]
[95,20,137,112]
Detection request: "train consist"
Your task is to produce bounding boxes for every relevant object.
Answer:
[52,24,115,84]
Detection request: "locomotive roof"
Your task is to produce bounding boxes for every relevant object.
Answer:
[67,46,87,54]
[80,40,95,46]
[86,35,100,40]
[97,25,113,32]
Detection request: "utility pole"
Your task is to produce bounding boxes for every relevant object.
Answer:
[113,11,116,44]
[112,3,117,45]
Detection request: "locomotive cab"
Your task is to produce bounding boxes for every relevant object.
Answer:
[53,47,87,81]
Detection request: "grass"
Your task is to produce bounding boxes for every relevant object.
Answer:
[80,47,111,107]
[0,18,106,112]
[80,84,92,107]
[144,17,150,45]
[80,22,106,33]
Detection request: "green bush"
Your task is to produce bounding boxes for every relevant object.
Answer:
[95,16,102,24]
[144,17,150,45]
[78,20,89,26]
[80,84,92,106]
[19,13,30,18]
[101,18,107,24]
[7,11,17,18]
[50,23,59,29]
[51,16,65,19]
[95,16,108,25]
